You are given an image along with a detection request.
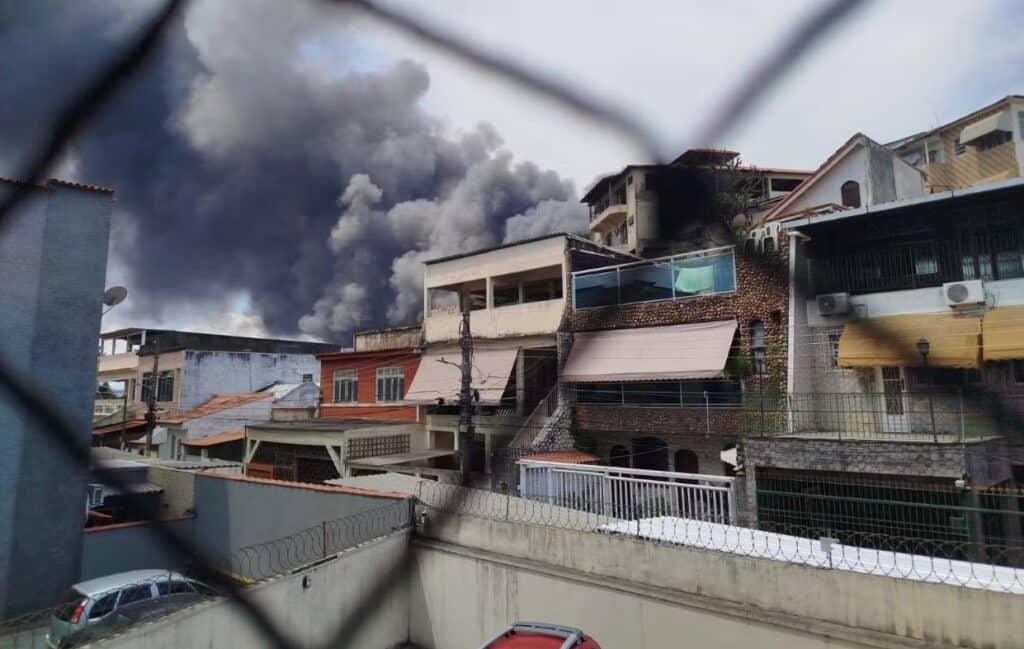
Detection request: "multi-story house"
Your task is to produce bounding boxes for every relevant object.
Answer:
[244,325,428,483]
[405,233,633,478]
[890,95,1024,193]
[743,176,1024,561]
[582,149,809,257]
[560,235,789,478]
[95,328,337,419]
[95,328,164,420]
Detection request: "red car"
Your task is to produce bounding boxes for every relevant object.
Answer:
[479,622,602,649]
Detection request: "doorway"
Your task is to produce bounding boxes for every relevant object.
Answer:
[875,366,910,434]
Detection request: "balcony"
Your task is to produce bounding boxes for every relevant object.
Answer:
[97,351,139,375]
[572,246,736,310]
[744,391,1008,442]
[425,298,564,343]
[810,221,1024,296]
[589,202,628,232]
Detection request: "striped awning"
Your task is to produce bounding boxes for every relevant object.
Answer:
[405,344,519,405]
[982,306,1024,361]
[561,320,737,382]
[837,314,981,369]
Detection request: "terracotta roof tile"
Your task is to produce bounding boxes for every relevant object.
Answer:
[92,420,148,436]
[182,430,245,447]
[176,392,272,422]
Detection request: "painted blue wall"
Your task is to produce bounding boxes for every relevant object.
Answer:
[0,181,112,615]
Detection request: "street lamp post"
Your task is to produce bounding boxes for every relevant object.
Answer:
[917,338,938,443]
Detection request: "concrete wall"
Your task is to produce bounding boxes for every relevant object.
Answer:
[411,506,1021,649]
[0,181,112,616]
[178,351,321,411]
[96,529,411,649]
[355,325,422,352]
[192,474,407,563]
[146,466,196,517]
[80,517,195,581]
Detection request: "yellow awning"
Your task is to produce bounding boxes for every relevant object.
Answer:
[837,314,981,369]
[983,306,1024,361]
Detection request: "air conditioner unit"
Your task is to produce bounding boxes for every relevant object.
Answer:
[87,484,105,509]
[942,280,985,307]
[816,292,850,316]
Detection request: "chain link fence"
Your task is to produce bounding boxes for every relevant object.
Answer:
[8,0,1024,647]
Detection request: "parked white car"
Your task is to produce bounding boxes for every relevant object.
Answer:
[47,569,217,648]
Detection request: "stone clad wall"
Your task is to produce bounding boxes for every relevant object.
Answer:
[561,242,790,471]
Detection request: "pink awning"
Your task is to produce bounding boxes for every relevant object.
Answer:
[561,320,738,382]
[405,345,519,405]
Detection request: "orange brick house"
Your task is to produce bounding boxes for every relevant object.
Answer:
[317,347,421,422]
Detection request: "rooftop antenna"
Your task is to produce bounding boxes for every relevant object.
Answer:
[102,286,128,314]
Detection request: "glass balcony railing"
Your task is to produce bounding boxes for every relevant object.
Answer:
[572,246,736,309]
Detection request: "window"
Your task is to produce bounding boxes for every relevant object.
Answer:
[1012,360,1024,384]
[1019,111,1024,139]
[332,369,357,403]
[375,366,404,402]
[954,138,966,156]
[827,332,841,370]
[157,580,195,596]
[926,140,944,164]
[750,320,767,375]
[88,592,118,619]
[492,283,519,307]
[301,373,313,383]
[522,278,562,303]
[117,584,154,607]
[769,177,802,193]
[840,181,861,208]
[976,130,1012,151]
[141,370,174,403]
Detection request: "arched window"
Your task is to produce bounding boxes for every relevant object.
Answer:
[750,320,766,375]
[674,449,699,474]
[841,180,861,208]
[609,445,630,468]
[632,437,668,471]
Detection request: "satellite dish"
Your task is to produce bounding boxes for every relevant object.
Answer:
[103,286,128,308]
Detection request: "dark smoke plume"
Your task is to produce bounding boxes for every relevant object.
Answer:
[1,0,587,341]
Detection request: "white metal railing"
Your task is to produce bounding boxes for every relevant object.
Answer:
[518,460,736,524]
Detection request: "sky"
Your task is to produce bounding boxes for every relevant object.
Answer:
[3,0,1023,343]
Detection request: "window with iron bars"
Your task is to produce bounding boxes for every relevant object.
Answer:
[810,205,1024,295]
[332,369,357,403]
[375,366,404,402]
[140,370,174,402]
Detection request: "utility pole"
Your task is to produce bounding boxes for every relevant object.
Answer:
[144,339,160,457]
[118,388,128,450]
[458,290,475,486]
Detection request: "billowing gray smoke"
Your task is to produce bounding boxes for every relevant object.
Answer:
[1,0,588,341]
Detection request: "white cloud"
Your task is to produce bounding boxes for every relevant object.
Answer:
[347,0,1024,187]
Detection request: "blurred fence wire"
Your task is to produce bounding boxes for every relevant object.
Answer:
[12,0,1024,647]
